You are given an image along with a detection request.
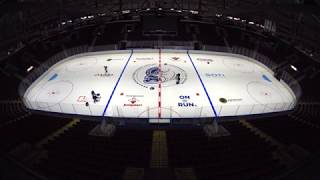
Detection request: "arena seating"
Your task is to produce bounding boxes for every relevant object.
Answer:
[0,101,28,125]
[166,121,284,180]
[249,115,320,153]
[0,115,71,152]
[298,78,320,102]
[95,23,125,46]
[36,121,153,180]
[292,103,320,126]
[0,76,21,100]
[198,24,225,46]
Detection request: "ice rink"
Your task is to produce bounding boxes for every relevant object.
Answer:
[23,49,297,119]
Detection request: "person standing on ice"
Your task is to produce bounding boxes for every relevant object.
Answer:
[176,73,181,84]
[104,66,108,74]
[91,90,97,103]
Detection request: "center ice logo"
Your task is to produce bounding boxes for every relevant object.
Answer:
[143,67,160,84]
[133,64,187,88]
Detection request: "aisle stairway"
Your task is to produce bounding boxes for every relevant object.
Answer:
[150,130,168,168]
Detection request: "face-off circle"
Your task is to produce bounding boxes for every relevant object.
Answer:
[133,63,187,88]
[36,81,74,108]
[247,81,285,109]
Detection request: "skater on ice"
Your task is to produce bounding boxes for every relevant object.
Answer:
[91,90,101,103]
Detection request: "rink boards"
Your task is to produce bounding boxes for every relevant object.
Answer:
[22,49,297,119]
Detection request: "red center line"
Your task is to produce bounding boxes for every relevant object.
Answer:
[158,49,162,119]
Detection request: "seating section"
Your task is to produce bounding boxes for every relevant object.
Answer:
[292,103,320,126]
[95,23,124,45]
[249,115,320,153]
[0,101,28,125]
[166,121,283,180]
[2,115,320,179]
[37,121,153,180]
[0,115,71,152]
[0,75,21,100]
[298,78,320,102]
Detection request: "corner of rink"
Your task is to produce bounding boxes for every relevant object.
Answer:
[19,49,300,119]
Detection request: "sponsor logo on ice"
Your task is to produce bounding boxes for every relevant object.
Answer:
[197,58,213,62]
[262,74,272,82]
[136,57,153,60]
[205,73,225,78]
[124,97,142,107]
[94,73,113,77]
[48,73,58,81]
[171,57,180,61]
[178,95,197,107]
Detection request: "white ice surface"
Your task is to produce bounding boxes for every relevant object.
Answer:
[23,49,296,118]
